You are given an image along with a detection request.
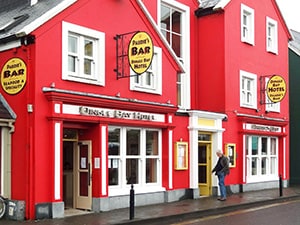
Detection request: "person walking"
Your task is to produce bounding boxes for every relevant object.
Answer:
[212,150,230,201]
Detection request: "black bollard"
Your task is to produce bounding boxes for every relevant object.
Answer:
[279,175,283,197]
[129,183,135,220]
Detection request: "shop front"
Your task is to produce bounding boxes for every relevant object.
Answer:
[43,88,179,217]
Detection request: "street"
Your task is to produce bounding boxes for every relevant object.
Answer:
[170,199,300,225]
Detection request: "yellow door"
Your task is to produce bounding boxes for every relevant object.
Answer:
[74,141,92,210]
[198,143,211,196]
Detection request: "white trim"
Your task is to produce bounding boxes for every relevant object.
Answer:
[266,16,278,54]
[0,40,21,52]
[16,0,77,37]
[283,137,286,179]
[214,0,231,10]
[168,130,173,189]
[158,0,191,109]
[240,70,257,109]
[101,125,107,195]
[241,3,255,45]
[54,122,61,200]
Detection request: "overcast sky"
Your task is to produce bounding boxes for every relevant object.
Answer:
[276,0,300,32]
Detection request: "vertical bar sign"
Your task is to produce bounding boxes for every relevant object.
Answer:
[128,31,154,75]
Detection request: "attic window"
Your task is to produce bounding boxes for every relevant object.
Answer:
[0,14,29,33]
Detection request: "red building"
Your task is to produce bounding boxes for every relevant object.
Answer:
[0,0,290,220]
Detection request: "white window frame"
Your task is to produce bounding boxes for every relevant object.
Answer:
[130,46,162,95]
[266,17,278,54]
[240,70,257,109]
[241,4,255,45]
[158,0,190,110]
[265,77,280,112]
[62,21,105,86]
[108,126,164,196]
[246,136,278,183]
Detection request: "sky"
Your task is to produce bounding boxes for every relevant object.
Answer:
[276,0,300,32]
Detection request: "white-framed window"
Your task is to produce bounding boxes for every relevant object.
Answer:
[241,4,255,45]
[240,70,257,109]
[266,17,278,54]
[130,46,162,95]
[108,126,163,195]
[246,135,278,183]
[265,77,280,112]
[159,0,190,109]
[62,21,105,85]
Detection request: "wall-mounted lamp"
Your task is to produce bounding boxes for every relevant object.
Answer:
[116,92,120,97]
[50,82,55,88]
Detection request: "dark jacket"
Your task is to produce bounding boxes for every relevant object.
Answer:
[212,155,230,176]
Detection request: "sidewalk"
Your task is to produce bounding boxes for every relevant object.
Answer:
[2,186,300,225]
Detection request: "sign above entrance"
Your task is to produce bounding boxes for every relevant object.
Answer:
[1,58,27,95]
[128,31,154,75]
[266,75,286,103]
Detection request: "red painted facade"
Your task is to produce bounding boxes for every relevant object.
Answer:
[0,0,290,220]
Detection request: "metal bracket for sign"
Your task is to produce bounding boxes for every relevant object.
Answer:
[259,75,276,104]
[114,31,139,79]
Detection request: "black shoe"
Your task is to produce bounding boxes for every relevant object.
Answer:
[218,198,226,201]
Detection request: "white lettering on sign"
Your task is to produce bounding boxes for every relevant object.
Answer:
[62,104,165,123]
[244,123,281,133]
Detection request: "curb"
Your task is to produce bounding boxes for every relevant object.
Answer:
[117,195,300,225]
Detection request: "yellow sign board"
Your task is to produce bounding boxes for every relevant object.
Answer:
[266,75,286,103]
[128,31,153,75]
[1,58,27,95]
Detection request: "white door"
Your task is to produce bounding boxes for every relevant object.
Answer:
[74,141,92,210]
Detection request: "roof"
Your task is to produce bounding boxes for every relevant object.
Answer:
[0,0,76,43]
[289,30,300,56]
[0,94,16,120]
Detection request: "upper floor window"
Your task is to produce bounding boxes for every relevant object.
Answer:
[159,0,190,109]
[130,46,162,95]
[241,4,254,45]
[266,17,278,54]
[240,70,257,109]
[62,21,105,85]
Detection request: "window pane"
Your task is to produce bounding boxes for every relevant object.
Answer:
[126,159,139,184]
[270,138,276,155]
[127,129,140,155]
[146,130,158,155]
[68,35,78,53]
[261,157,267,175]
[109,159,119,185]
[270,157,276,174]
[146,159,157,183]
[84,58,92,75]
[68,56,76,72]
[84,39,93,57]
[252,158,258,175]
[251,136,258,155]
[262,138,267,155]
[108,127,120,155]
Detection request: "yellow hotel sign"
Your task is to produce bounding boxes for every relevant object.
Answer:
[266,75,286,103]
[128,31,153,75]
[1,58,27,95]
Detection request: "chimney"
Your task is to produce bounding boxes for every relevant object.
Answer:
[31,0,38,6]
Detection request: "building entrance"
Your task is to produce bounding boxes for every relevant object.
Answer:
[63,129,92,211]
[198,133,212,196]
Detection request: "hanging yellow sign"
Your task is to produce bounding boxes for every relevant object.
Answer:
[1,58,27,95]
[128,31,154,75]
[266,75,286,103]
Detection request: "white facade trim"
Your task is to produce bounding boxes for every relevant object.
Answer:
[54,122,61,200]
[169,130,173,189]
[16,0,77,37]
[101,125,107,196]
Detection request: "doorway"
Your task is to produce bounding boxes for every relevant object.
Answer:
[63,138,92,211]
[198,142,212,196]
